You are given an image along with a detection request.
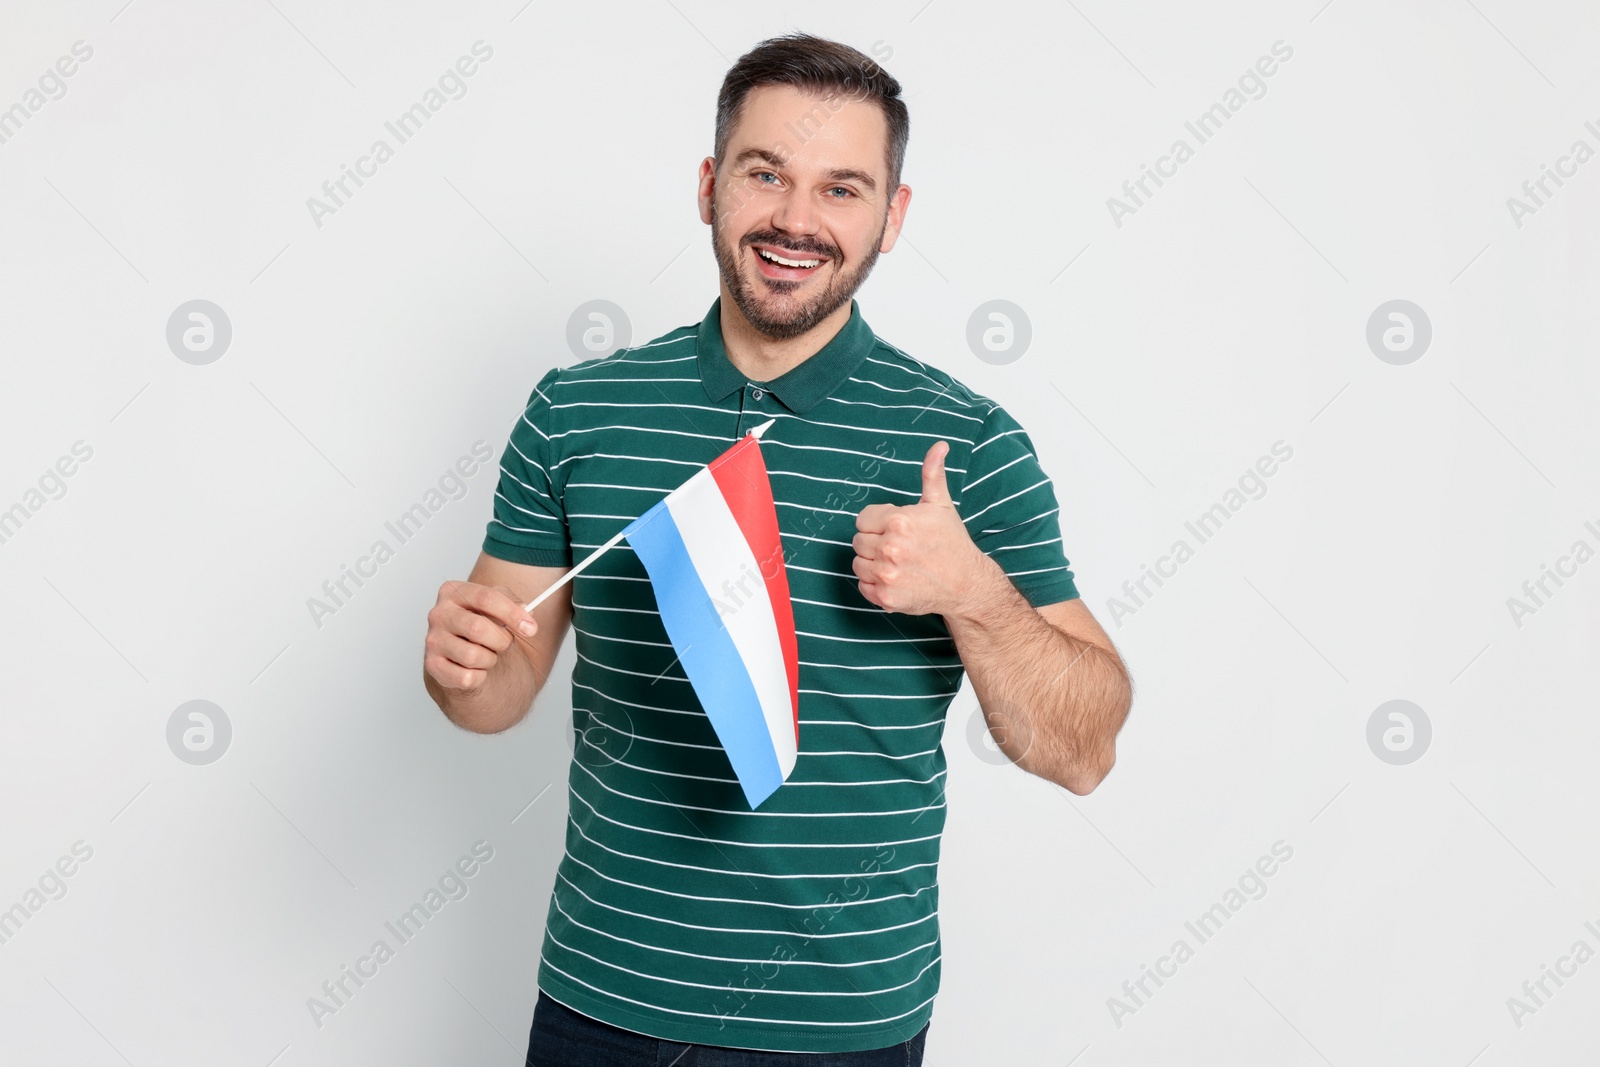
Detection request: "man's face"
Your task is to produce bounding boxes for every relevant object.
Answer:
[700,84,909,341]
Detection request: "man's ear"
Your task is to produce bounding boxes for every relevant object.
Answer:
[880,184,912,253]
[697,157,717,225]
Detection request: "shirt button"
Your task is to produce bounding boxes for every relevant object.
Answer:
[751,387,765,400]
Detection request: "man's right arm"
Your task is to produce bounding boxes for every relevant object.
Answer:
[423,550,574,734]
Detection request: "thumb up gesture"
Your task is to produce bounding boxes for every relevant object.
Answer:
[852,441,988,617]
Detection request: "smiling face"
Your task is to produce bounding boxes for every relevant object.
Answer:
[700,84,910,341]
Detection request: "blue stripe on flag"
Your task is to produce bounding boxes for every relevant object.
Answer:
[624,505,785,809]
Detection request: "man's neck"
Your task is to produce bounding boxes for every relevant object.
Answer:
[718,287,853,384]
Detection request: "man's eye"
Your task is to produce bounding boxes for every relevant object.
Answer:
[755,171,778,184]
[828,187,853,198]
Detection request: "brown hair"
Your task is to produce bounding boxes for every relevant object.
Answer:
[715,32,909,193]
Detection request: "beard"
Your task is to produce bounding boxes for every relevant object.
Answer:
[710,196,887,341]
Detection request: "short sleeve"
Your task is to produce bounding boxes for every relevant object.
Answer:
[482,366,572,567]
[956,403,1079,607]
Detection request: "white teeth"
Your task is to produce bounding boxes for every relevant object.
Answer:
[757,247,822,268]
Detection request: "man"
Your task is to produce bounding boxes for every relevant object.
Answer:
[423,32,1132,1065]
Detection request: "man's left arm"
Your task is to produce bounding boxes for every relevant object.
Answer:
[852,439,1132,795]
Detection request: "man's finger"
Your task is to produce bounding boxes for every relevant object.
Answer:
[856,502,898,533]
[486,588,544,639]
[919,440,952,507]
[433,630,499,671]
[436,600,514,654]
[851,531,883,561]
[458,582,538,638]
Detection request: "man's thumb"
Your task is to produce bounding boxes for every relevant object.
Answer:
[920,441,952,506]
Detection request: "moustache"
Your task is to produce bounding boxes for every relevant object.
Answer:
[745,238,836,260]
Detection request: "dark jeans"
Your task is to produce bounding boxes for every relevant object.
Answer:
[525,989,930,1066]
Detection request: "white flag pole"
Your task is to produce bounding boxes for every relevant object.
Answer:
[521,418,776,613]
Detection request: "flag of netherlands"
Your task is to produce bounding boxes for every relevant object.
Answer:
[621,423,800,809]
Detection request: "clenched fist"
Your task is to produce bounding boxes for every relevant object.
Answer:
[424,580,539,692]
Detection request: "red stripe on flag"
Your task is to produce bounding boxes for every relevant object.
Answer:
[708,436,800,743]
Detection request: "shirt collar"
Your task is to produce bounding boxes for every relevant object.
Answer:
[696,296,875,415]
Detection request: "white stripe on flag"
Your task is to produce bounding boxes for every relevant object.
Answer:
[665,468,798,777]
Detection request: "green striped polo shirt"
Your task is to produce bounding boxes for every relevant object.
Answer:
[482,296,1079,1054]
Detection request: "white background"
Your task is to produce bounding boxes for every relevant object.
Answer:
[2,1,1597,1064]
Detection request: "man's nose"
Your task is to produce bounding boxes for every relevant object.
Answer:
[769,183,820,239]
